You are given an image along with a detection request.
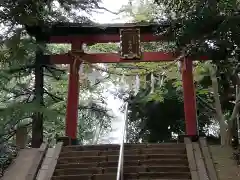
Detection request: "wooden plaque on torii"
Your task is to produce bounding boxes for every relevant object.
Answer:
[120,28,141,60]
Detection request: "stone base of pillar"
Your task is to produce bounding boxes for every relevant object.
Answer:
[178,134,199,143]
[16,126,28,149]
[56,136,78,146]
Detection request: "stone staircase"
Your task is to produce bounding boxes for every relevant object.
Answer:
[52,143,191,180]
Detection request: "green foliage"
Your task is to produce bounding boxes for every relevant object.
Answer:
[127,82,184,142]
[0,0,113,148]
[0,142,18,178]
[0,0,102,27]
[127,78,213,142]
[120,0,164,22]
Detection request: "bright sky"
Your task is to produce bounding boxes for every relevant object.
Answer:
[91,0,130,23]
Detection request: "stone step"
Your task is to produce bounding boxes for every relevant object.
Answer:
[52,172,191,180]
[104,166,190,173]
[59,148,186,157]
[53,143,191,180]
[54,166,189,176]
[58,154,187,164]
[56,159,189,169]
[62,143,185,152]
[54,167,102,176]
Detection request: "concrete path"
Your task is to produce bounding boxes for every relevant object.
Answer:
[2,148,39,180]
[210,145,240,180]
[36,148,54,180]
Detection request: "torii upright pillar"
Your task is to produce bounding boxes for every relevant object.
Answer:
[181,58,198,136]
[65,44,81,145]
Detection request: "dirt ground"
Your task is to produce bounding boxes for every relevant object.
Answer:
[210,145,240,180]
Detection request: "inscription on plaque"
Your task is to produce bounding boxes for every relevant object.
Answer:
[120,28,141,59]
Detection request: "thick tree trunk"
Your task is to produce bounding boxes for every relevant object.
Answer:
[32,45,44,148]
[208,63,227,145]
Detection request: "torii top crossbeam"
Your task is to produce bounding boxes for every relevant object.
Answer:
[26,22,207,64]
[26,22,170,43]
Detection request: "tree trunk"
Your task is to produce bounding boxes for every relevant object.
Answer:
[32,44,44,148]
[208,63,227,145]
[225,89,240,144]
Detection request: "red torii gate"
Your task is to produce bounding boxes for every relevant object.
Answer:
[27,23,208,144]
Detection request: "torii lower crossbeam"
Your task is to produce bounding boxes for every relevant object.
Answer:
[47,52,208,64]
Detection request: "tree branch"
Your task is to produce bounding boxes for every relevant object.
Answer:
[44,90,63,102]
[5,64,35,74]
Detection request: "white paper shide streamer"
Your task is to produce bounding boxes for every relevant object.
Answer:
[79,63,84,74]
[134,75,140,95]
[79,63,85,83]
[144,75,147,89]
[150,73,155,93]
[87,70,102,86]
[177,61,181,72]
[120,74,125,84]
[160,72,165,87]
